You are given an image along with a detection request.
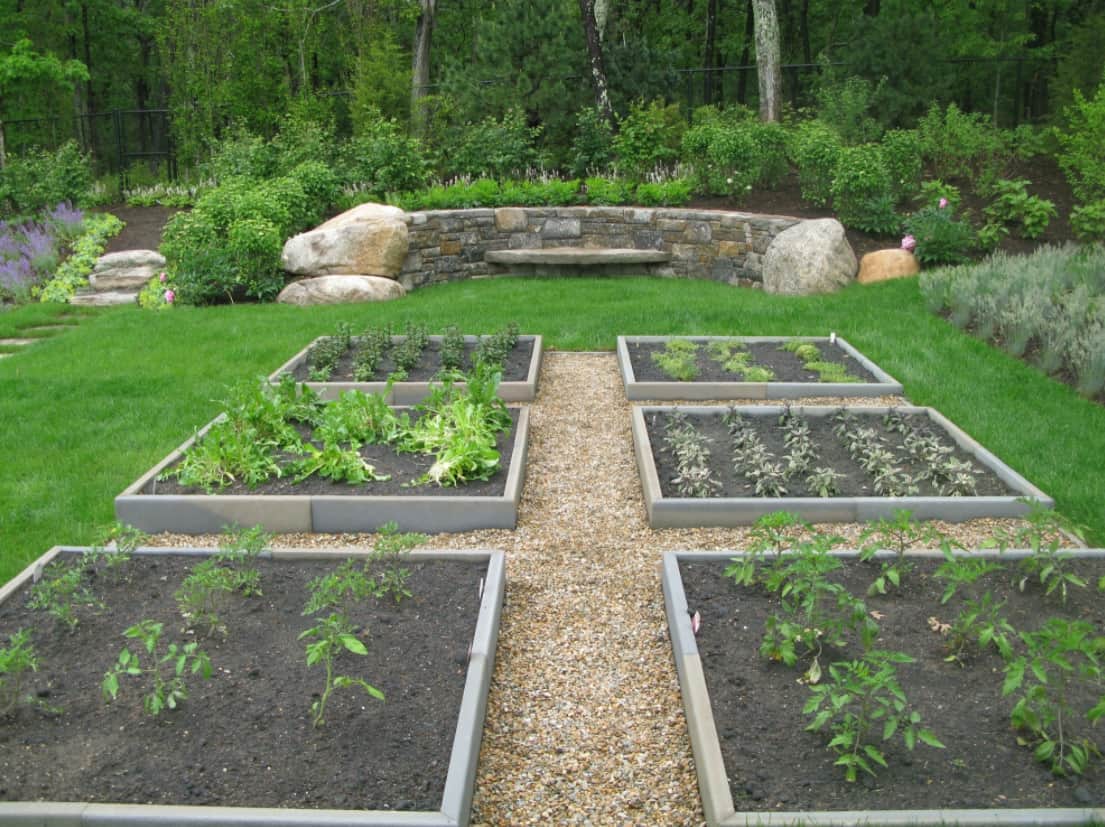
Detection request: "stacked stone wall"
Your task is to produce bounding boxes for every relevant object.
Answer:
[398,207,800,291]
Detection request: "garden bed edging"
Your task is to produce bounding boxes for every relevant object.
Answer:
[0,545,506,827]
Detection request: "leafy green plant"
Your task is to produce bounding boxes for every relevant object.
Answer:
[983,179,1056,240]
[613,99,685,181]
[102,620,212,716]
[830,144,899,234]
[996,503,1088,603]
[943,591,1016,665]
[28,561,102,631]
[651,339,698,381]
[174,559,240,635]
[369,521,425,603]
[1058,80,1105,204]
[474,322,519,369]
[290,443,387,485]
[1071,200,1105,241]
[1002,618,1105,776]
[663,411,720,498]
[440,325,466,372]
[788,120,841,207]
[0,629,46,716]
[300,612,384,727]
[805,650,944,782]
[903,204,975,265]
[781,340,860,383]
[569,106,615,177]
[725,511,814,587]
[917,102,1005,183]
[933,549,1005,605]
[634,178,692,206]
[859,509,957,596]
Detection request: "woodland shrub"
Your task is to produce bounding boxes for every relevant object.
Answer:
[681,109,788,198]
[448,109,541,181]
[787,120,841,207]
[830,144,899,234]
[1058,78,1105,205]
[569,106,615,177]
[0,142,93,217]
[916,103,1006,184]
[920,244,1105,398]
[613,99,685,181]
[340,114,429,195]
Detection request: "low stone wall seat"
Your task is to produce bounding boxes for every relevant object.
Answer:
[485,246,672,276]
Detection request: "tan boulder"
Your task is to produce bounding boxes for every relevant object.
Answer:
[857,248,920,284]
[277,275,406,306]
[281,203,409,279]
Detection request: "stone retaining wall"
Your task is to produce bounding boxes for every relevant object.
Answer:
[398,207,801,291]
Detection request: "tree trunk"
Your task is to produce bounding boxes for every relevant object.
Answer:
[411,0,436,136]
[704,0,718,106]
[752,0,782,121]
[579,0,614,125]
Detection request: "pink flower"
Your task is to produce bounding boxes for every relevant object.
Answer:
[164,289,175,304]
[939,197,949,209]
[901,234,917,252]
[159,271,167,283]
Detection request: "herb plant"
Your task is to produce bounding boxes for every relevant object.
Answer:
[651,339,698,381]
[663,411,720,498]
[474,322,519,368]
[300,612,384,727]
[781,340,859,383]
[440,325,466,372]
[102,620,212,716]
[804,650,944,782]
[353,325,392,381]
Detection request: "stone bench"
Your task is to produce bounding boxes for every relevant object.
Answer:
[484,246,672,276]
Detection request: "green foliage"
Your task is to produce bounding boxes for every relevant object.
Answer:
[270,108,337,175]
[805,650,943,782]
[200,123,274,182]
[983,179,1056,240]
[879,129,924,202]
[300,612,384,727]
[651,339,698,381]
[857,509,953,596]
[28,560,102,631]
[0,629,43,716]
[634,178,691,206]
[102,620,212,716]
[1002,618,1105,776]
[903,205,975,266]
[226,217,283,302]
[0,142,92,216]
[944,592,1016,664]
[36,212,123,303]
[613,100,685,182]
[341,113,429,195]
[1071,201,1105,242]
[997,503,1089,604]
[449,109,541,180]
[788,120,841,207]
[582,177,630,206]
[681,113,788,198]
[569,107,615,177]
[814,75,885,145]
[830,145,899,234]
[917,103,1006,184]
[1059,79,1105,205]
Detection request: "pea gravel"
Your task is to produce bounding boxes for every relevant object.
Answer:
[146,352,1047,825]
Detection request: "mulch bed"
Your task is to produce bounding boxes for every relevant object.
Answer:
[625,339,878,384]
[0,552,485,810]
[286,337,536,384]
[644,408,1013,499]
[679,555,1105,812]
[153,409,521,498]
[96,205,180,255]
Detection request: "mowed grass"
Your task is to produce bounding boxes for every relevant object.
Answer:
[2,275,1103,584]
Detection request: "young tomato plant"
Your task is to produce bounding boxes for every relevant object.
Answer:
[804,650,944,782]
[858,509,959,596]
[995,502,1088,604]
[299,613,384,727]
[0,629,51,716]
[1002,618,1105,776]
[28,561,103,632]
[102,620,212,716]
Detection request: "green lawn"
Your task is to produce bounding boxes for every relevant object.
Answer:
[2,275,1103,584]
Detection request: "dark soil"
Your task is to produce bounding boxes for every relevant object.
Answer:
[0,552,485,811]
[644,408,1013,499]
[679,555,1105,812]
[96,206,180,255]
[153,409,520,498]
[626,338,879,384]
[288,337,536,384]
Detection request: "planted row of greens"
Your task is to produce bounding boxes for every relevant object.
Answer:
[649,338,864,384]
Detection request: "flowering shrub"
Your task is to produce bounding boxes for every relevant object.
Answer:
[903,202,975,265]
[138,271,178,310]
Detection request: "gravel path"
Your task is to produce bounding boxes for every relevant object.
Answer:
[149,352,1032,825]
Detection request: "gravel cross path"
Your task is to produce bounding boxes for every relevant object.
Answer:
[151,351,1026,826]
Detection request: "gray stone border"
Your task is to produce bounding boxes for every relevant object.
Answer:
[616,336,903,400]
[631,405,1053,527]
[114,408,530,534]
[268,335,544,404]
[0,545,505,827]
[662,548,1105,826]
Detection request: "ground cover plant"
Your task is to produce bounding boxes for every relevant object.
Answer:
[1,275,1104,584]
[678,512,1105,812]
[0,541,490,812]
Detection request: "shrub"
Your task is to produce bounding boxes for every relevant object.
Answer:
[917,102,1006,183]
[1058,78,1105,204]
[682,115,789,198]
[288,161,340,222]
[583,177,630,205]
[227,218,284,301]
[903,205,975,265]
[201,123,274,182]
[635,178,692,206]
[341,113,430,194]
[270,110,337,175]
[831,144,899,233]
[0,142,93,217]
[788,120,841,207]
[449,109,541,180]
[983,179,1057,240]
[1071,201,1105,241]
[880,129,924,202]
[613,99,685,181]
[814,75,884,145]
[569,106,615,177]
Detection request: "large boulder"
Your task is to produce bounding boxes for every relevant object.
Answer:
[87,249,166,291]
[762,219,857,296]
[857,248,920,285]
[277,275,406,306]
[282,203,409,279]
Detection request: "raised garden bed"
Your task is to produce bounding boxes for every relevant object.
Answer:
[115,391,530,534]
[617,336,902,400]
[270,327,543,403]
[632,405,1052,527]
[0,544,505,826]
[662,547,1105,826]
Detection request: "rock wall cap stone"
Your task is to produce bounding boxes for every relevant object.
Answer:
[762,218,857,296]
[277,275,406,306]
[857,248,920,284]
